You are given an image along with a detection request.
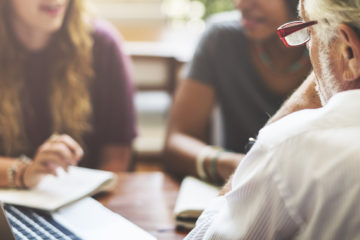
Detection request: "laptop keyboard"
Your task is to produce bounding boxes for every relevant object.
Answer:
[3,204,82,240]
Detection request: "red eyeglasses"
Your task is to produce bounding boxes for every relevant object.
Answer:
[277,20,318,47]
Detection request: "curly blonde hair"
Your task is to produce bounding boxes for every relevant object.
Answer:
[0,0,94,155]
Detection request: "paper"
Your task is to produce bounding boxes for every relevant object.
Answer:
[53,197,156,240]
[0,166,116,211]
[174,176,220,229]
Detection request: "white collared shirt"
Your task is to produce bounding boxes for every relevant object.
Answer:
[186,90,360,240]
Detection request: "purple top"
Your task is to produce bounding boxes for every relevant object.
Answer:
[20,19,137,168]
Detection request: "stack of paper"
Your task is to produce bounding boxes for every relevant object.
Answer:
[0,166,117,211]
[174,176,220,229]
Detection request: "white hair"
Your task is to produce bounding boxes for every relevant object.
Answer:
[303,0,360,44]
[316,40,341,105]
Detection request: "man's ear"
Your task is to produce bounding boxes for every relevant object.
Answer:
[338,24,360,81]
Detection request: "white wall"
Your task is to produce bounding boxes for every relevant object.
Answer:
[86,0,167,41]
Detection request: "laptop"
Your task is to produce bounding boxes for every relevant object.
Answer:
[0,198,156,240]
[0,202,81,240]
[0,203,16,240]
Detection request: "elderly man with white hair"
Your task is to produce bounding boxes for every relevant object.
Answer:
[184,0,360,239]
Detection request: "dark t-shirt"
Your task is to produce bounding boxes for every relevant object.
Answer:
[185,17,286,153]
[20,19,137,168]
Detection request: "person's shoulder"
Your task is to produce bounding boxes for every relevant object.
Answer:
[257,107,324,150]
[206,10,243,35]
[195,10,244,53]
[91,18,124,48]
[259,90,360,149]
[90,18,129,77]
[199,10,245,48]
[207,10,241,25]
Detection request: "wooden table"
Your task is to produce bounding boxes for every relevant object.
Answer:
[95,172,188,240]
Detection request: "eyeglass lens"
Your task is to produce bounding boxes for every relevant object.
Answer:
[285,27,310,46]
[279,21,313,46]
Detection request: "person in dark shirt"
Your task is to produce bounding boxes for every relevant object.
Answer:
[0,0,137,188]
[165,0,312,183]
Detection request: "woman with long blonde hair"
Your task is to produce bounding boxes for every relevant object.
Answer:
[0,0,136,188]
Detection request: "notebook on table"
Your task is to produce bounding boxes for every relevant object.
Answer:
[174,176,220,229]
[0,166,117,211]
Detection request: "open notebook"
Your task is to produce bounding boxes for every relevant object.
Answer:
[0,166,116,212]
[174,176,221,229]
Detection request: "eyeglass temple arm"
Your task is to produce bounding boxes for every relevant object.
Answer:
[277,21,318,38]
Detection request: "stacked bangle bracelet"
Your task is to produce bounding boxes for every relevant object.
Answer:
[209,149,224,183]
[18,155,32,189]
[6,155,32,189]
[196,145,225,182]
[196,146,213,180]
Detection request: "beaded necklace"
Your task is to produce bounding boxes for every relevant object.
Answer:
[256,43,309,74]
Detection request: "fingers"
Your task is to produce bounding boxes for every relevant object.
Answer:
[29,156,59,177]
[48,134,84,162]
[34,134,84,175]
[56,135,84,161]
[39,143,72,170]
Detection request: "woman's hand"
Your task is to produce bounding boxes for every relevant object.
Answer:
[203,151,244,182]
[23,134,83,188]
[215,152,244,182]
